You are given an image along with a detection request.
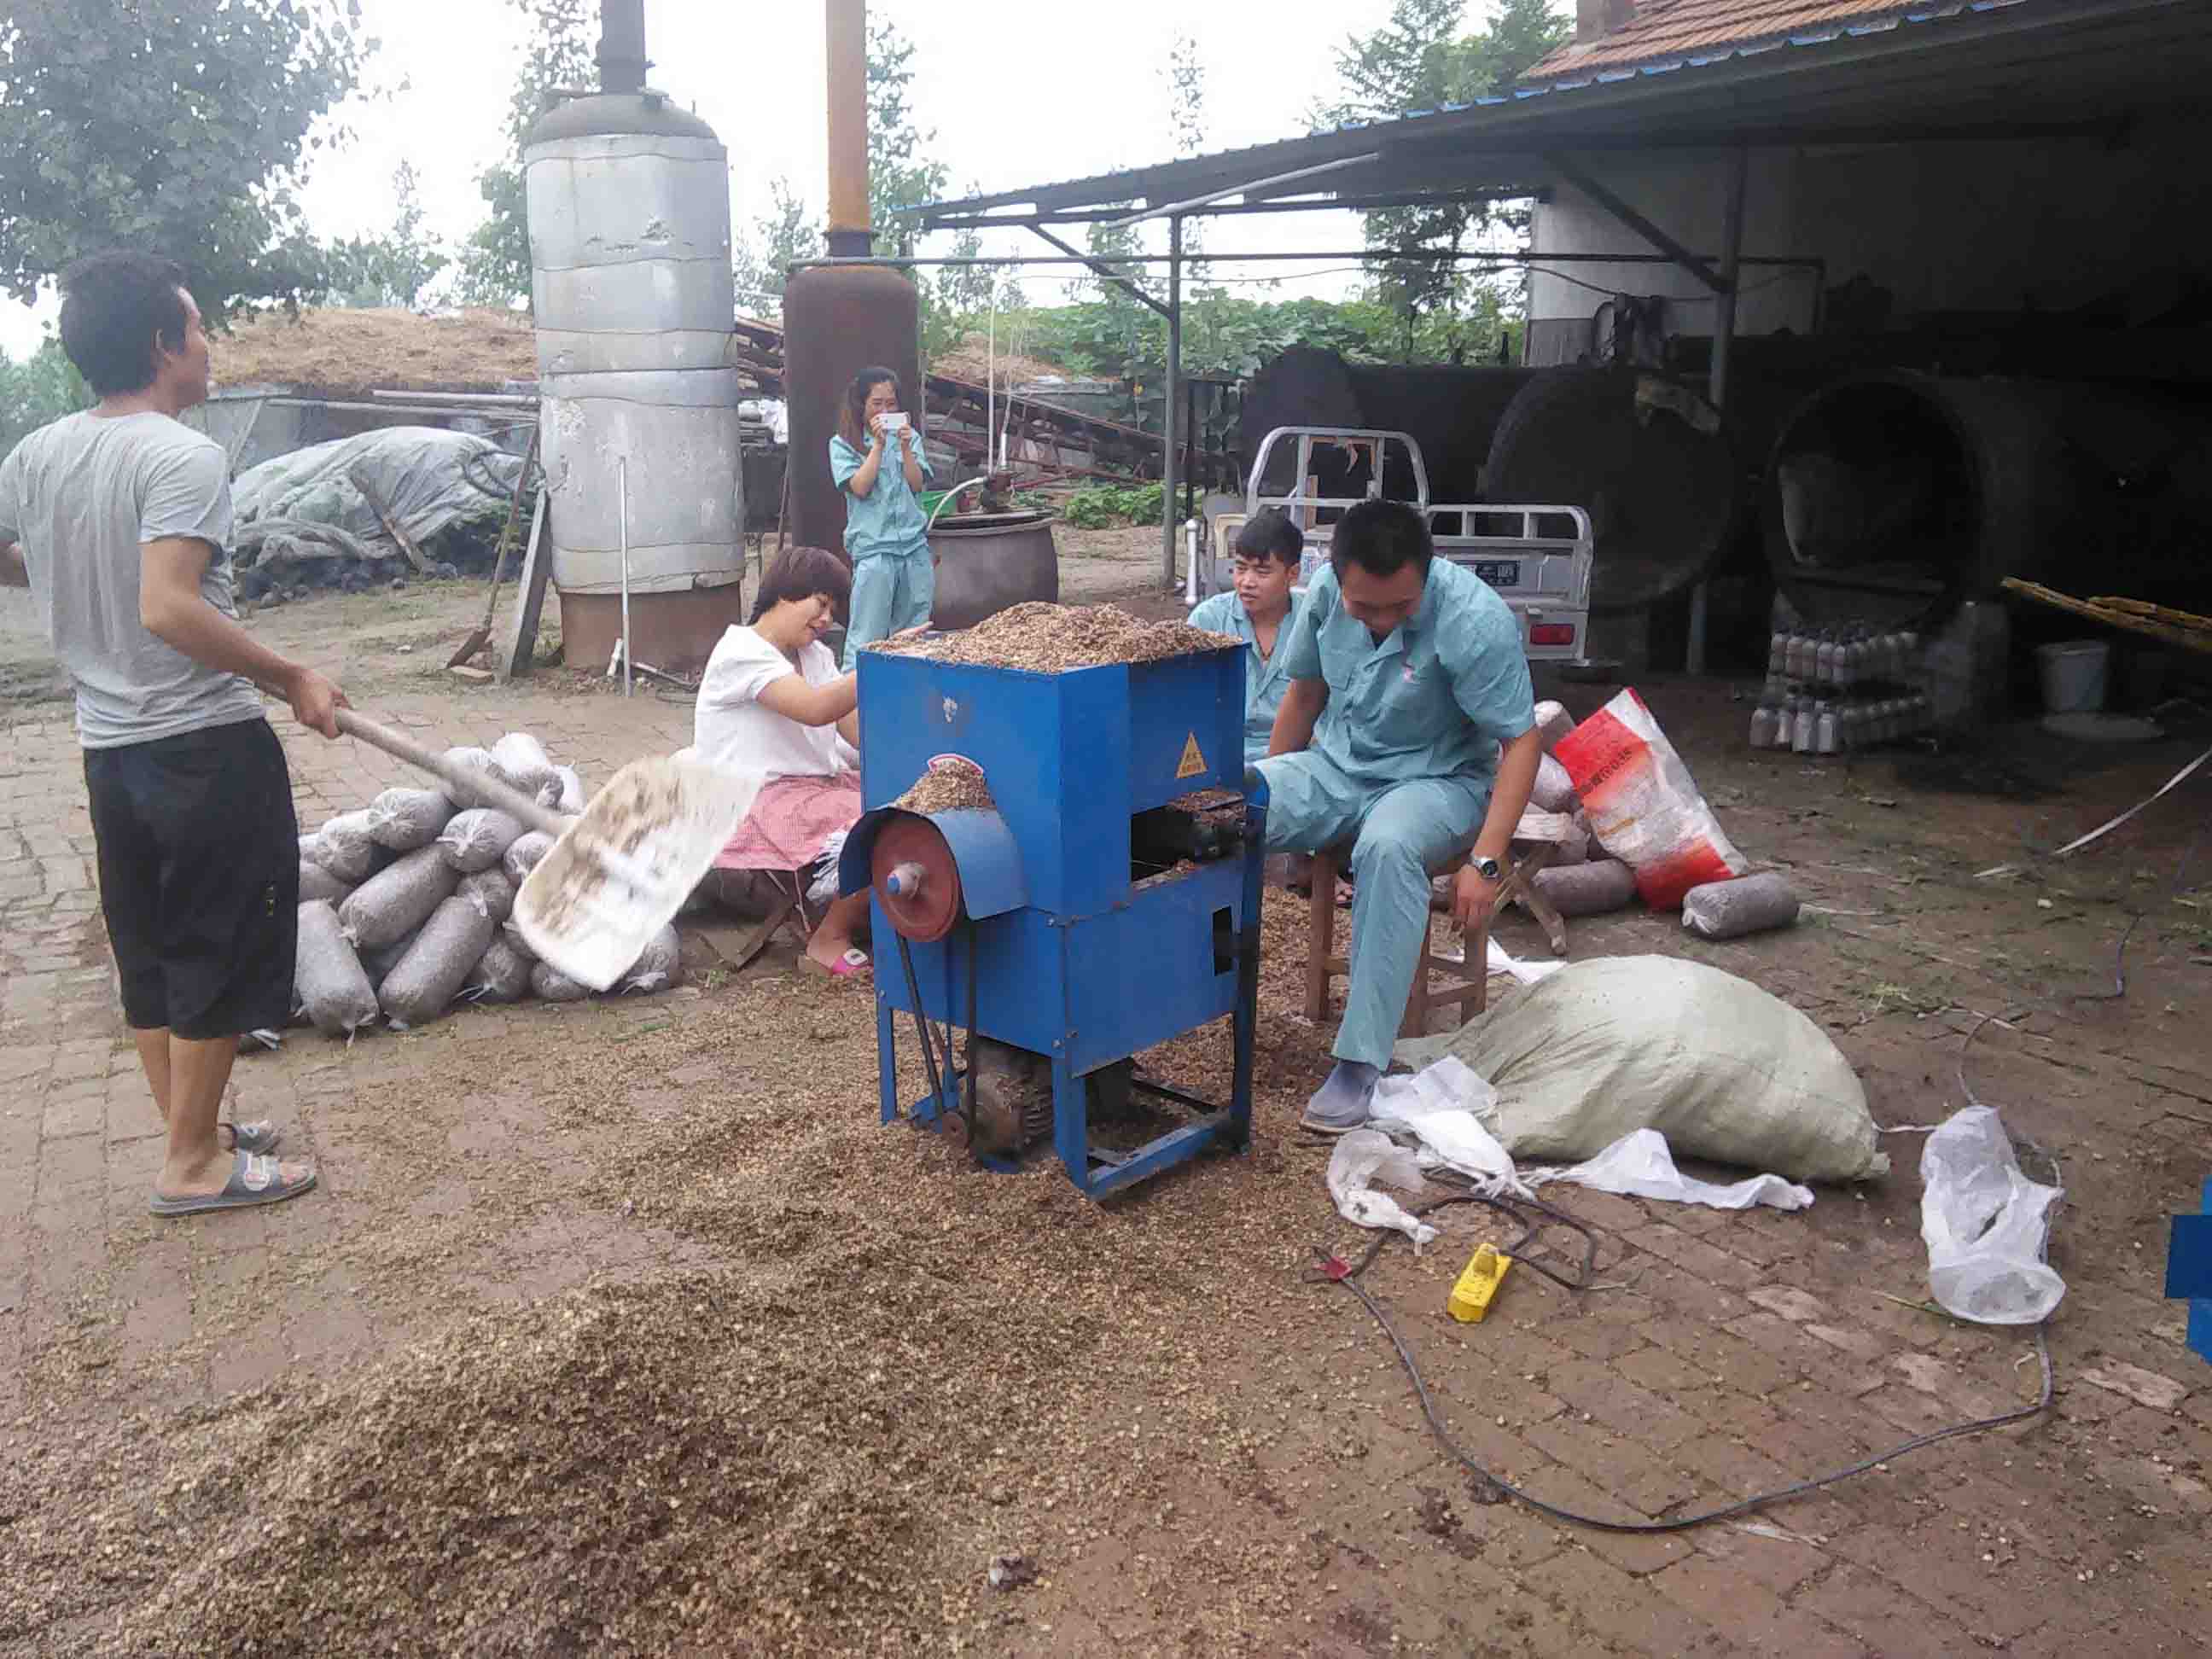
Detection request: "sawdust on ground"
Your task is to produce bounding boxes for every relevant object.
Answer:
[212,306,538,392]
[872,602,1237,672]
[0,892,1349,1657]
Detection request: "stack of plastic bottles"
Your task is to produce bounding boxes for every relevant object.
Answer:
[1749,625,1930,754]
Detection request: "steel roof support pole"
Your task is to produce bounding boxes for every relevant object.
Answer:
[1541,154,1727,293]
[1162,214,1184,591]
[1024,224,1170,318]
[1687,147,1749,677]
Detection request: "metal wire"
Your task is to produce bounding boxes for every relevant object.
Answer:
[1312,1049,2061,1532]
[1320,1255,2053,1532]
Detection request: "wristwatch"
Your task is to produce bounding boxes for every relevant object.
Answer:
[1472,855,1503,882]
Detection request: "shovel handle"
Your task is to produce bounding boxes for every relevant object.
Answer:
[333,709,571,838]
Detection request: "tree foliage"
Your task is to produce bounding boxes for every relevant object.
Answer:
[455,0,595,309]
[1014,288,1511,423]
[733,180,824,319]
[320,161,447,308]
[865,15,946,259]
[1318,0,1566,358]
[0,0,368,321]
[0,336,92,457]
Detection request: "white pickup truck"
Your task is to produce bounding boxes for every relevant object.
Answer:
[1197,425,1594,665]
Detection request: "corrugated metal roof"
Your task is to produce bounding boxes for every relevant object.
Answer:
[904,0,2137,220]
[1525,0,2004,79]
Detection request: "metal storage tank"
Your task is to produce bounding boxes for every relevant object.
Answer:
[524,58,745,674]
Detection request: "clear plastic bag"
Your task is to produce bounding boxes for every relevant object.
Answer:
[298,860,353,906]
[340,845,459,950]
[1530,858,1637,917]
[457,867,516,923]
[436,746,506,809]
[620,923,681,993]
[308,809,387,883]
[437,808,526,874]
[531,960,591,1002]
[1325,1129,1437,1247]
[502,830,555,885]
[490,731,560,802]
[1530,753,1579,813]
[1681,871,1800,940]
[381,896,497,1027]
[1532,698,1575,751]
[1918,1105,2065,1325]
[364,786,455,853]
[294,899,380,1039]
[465,936,534,1004]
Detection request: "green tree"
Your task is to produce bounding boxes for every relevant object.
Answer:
[322,160,447,308]
[1165,33,1208,265]
[0,336,93,456]
[1318,0,1565,359]
[732,179,823,319]
[454,0,595,309]
[865,16,947,258]
[0,0,368,322]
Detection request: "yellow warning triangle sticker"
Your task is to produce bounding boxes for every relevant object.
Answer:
[1175,731,1208,779]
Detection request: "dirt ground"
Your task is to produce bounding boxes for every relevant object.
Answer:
[1,532,2207,1656]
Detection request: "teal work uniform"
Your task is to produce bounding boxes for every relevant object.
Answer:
[1255,557,1534,1068]
[830,432,935,667]
[1188,589,1302,764]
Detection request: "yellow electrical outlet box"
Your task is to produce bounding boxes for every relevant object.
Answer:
[1447,1243,1512,1324]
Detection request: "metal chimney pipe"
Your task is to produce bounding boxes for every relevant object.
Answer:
[597,0,649,95]
[824,0,871,257]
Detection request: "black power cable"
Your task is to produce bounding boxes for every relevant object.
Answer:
[1310,1115,2059,1533]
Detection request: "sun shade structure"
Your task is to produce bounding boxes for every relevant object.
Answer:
[843,0,2211,614]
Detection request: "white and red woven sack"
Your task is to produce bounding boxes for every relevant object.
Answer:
[1553,689,1748,909]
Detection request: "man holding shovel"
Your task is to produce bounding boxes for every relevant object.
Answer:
[0,251,345,1216]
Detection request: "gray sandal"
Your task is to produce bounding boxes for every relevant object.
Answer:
[222,1120,282,1155]
[149,1150,317,1217]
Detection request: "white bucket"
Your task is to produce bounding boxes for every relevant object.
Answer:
[2035,639,2109,713]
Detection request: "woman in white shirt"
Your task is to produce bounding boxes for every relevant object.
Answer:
[694,545,875,977]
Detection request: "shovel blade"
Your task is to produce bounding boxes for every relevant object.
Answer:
[512,757,762,990]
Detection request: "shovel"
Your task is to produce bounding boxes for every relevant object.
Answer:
[447,428,541,670]
[333,709,761,991]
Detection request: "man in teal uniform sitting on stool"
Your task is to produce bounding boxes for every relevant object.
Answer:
[1256,498,1542,1135]
[1188,507,1304,764]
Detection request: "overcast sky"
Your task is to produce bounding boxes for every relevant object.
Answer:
[1,0,1434,360]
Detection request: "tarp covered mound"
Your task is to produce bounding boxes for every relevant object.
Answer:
[233,427,523,564]
[1396,955,1888,1185]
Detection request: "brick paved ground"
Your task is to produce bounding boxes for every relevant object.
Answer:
[1,577,2206,1654]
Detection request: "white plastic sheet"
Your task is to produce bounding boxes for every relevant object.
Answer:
[1531,1128,1813,1212]
[1368,1057,1526,1196]
[1918,1106,2066,1324]
[1325,1130,1437,1248]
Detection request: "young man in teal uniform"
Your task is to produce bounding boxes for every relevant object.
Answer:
[1187,507,1304,764]
[1256,499,1542,1134]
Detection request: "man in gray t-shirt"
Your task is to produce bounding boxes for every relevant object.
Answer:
[0,251,347,1219]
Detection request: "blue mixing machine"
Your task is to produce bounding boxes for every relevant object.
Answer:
[839,638,1267,1196]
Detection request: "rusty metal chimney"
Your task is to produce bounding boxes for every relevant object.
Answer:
[824,0,871,257]
[596,0,649,96]
[782,0,922,560]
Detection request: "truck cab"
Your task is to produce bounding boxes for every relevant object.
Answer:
[1198,426,1594,664]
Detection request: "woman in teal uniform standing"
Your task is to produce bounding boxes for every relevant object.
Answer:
[829,365,935,667]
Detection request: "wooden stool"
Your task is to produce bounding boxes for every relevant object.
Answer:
[1305,847,1490,1040]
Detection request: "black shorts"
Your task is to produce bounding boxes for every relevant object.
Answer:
[84,718,300,1039]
